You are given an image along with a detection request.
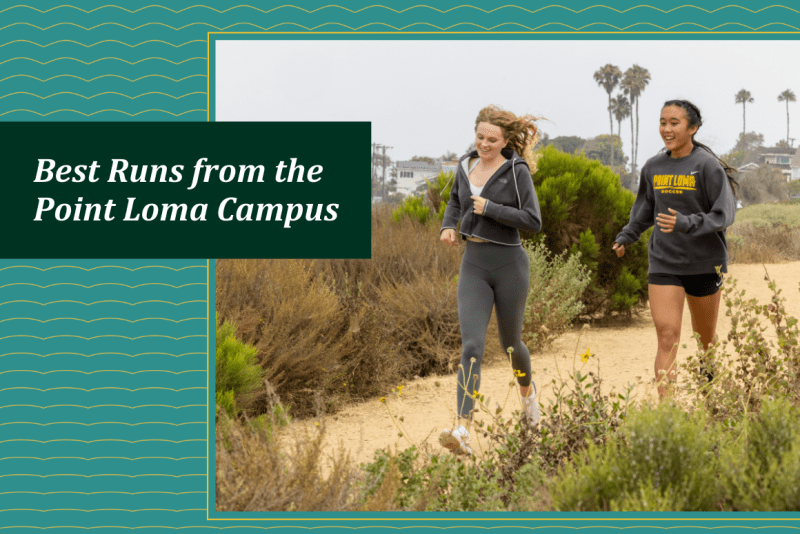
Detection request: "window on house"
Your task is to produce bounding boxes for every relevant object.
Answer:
[780,156,790,164]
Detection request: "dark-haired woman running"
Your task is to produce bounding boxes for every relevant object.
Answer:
[613,99,738,397]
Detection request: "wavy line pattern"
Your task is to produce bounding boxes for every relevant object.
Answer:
[0,422,205,426]
[0,300,206,305]
[0,266,206,271]
[4,2,798,532]
[4,20,800,32]
[0,4,799,15]
[0,352,206,357]
[0,283,206,287]
[0,318,206,323]
[0,370,205,375]
[0,258,208,525]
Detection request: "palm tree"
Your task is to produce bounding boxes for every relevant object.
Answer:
[610,94,631,146]
[777,89,796,144]
[610,94,632,186]
[594,64,622,166]
[735,89,754,138]
[621,65,650,175]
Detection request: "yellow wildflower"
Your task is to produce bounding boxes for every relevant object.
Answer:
[514,369,526,378]
[581,348,593,363]
[397,385,404,396]
[380,397,386,403]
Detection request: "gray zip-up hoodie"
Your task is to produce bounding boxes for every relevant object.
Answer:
[440,148,542,245]
[615,146,737,275]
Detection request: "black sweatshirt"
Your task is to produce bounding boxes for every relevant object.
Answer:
[615,145,737,275]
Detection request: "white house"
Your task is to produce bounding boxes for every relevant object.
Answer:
[739,147,795,180]
[791,146,800,181]
[394,160,442,197]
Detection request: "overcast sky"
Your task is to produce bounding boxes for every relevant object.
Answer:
[216,40,798,167]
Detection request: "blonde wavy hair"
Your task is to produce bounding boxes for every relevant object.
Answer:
[474,105,545,172]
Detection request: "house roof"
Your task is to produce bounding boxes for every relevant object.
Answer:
[758,147,797,155]
[737,162,760,172]
[395,160,441,172]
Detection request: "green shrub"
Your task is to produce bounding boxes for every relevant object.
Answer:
[719,398,800,511]
[552,402,720,511]
[526,146,650,315]
[538,366,634,471]
[523,240,592,349]
[392,194,431,225]
[215,315,264,417]
[680,274,800,422]
[360,447,501,511]
[359,443,549,512]
[425,170,455,221]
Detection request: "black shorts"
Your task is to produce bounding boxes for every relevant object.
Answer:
[648,272,724,298]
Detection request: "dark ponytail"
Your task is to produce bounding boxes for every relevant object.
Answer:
[663,99,739,197]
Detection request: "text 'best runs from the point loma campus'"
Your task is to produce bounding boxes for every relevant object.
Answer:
[32,158,340,228]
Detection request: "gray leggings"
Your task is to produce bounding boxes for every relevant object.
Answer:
[456,240,532,419]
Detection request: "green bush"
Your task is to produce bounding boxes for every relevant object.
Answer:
[426,171,455,221]
[719,398,800,511]
[551,402,720,511]
[680,274,800,422]
[391,170,456,226]
[215,315,264,417]
[526,146,650,315]
[523,240,592,349]
[538,366,634,471]
[392,194,431,225]
[360,442,549,512]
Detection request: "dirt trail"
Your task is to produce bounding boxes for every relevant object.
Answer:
[287,262,800,468]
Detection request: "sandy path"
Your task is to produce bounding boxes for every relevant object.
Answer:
[287,262,800,468]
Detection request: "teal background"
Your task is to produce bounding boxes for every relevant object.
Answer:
[2,1,800,532]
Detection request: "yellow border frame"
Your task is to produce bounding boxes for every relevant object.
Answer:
[204,29,800,523]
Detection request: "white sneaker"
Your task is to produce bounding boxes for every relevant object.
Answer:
[521,382,540,426]
[439,425,472,455]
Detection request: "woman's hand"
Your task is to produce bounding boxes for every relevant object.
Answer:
[612,242,626,258]
[656,208,678,233]
[470,195,486,215]
[441,228,458,247]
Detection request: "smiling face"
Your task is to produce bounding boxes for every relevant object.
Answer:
[475,122,508,160]
[659,104,698,158]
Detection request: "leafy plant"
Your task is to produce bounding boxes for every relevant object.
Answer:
[719,397,800,511]
[215,315,264,417]
[523,240,592,349]
[392,194,431,225]
[551,402,720,511]
[680,272,800,423]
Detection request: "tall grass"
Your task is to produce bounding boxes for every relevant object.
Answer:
[728,201,800,263]
[216,205,471,416]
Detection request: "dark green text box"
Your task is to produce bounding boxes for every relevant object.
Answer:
[3,122,371,259]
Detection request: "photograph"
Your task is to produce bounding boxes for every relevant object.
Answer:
[212,39,800,513]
